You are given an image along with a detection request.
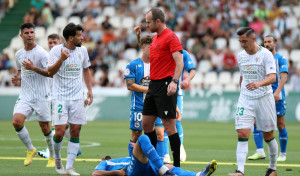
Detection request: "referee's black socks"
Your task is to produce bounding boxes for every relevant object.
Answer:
[169,132,180,167]
[145,130,157,149]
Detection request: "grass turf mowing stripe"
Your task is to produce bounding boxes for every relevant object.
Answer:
[0,157,299,167]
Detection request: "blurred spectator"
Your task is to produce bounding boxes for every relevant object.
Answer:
[254,1,269,21]
[84,13,102,42]
[264,0,275,10]
[273,12,291,36]
[108,36,125,60]
[70,0,88,19]
[44,0,60,18]
[269,4,282,21]
[165,5,177,30]
[288,60,296,79]
[0,53,11,70]
[99,69,110,87]
[102,50,114,69]
[0,66,16,87]
[86,0,100,17]
[249,17,264,36]
[289,66,300,92]
[205,13,220,36]
[111,70,125,88]
[83,36,96,52]
[23,6,37,24]
[186,3,197,25]
[116,1,128,16]
[283,29,295,52]
[37,3,53,27]
[219,17,231,39]
[208,48,223,73]
[197,0,215,21]
[30,0,44,12]
[236,0,248,12]
[192,15,206,37]
[229,2,243,28]
[223,46,237,73]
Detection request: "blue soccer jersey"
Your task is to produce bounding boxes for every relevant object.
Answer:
[177,50,195,114]
[94,157,131,171]
[124,58,150,111]
[272,53,288,101]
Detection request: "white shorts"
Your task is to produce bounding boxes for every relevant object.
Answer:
[52,99,86,125]
[235,93,277,132]
[13,98,51,122]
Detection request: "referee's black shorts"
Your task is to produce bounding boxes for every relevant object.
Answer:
[142,77,177,119]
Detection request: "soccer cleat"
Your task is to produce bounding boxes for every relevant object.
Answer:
[55,159,65,175]
[277,153,286,161]
[228,170,244,176]
[196,160,217,176]
[77,148,82,156]
[247,153,266,160]
[66,167,80,175]
[46,157,55,167]
[265,168,277,176]
[180,144,187,162]
[37,148,49,159]
[164,154,171,164]
[163,170,177,176]
[24,147,37,166]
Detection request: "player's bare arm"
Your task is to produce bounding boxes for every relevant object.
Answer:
[126,79,148,92]
[92,168,126,176]
[176,106,181,121]
[274,72,288,102]
[180,69,195,89]
[48,48,70,76]
[22,58,50,77]
[167,51,183,96]
[83,67,93,105]
[11,70,21,86]
[246,73,276,91]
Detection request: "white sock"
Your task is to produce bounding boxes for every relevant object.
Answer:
[16,126,34,151]
[64,127,71,141]
[66,141,79,170]
[267,138,278,170]
[236,141,248,174]
[158,165,169,175]
[53,137,63,160]
[45,132,54,158]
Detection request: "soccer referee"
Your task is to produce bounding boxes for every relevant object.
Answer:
[142,7,183,167]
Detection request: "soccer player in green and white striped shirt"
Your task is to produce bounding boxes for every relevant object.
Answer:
[47,23,93,175]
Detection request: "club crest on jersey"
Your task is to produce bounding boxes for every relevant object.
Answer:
[78,53,82,59]
[256,57,259,62]
[135,121,140,128]
[125,68,130,75]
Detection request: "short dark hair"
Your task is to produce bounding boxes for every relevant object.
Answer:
[63,23,84,41]
[264,34,277,43]
[147,7,165,23]
[20,23,35,33]
[48,34,60,40]
[237,27,255,37]
[140,35,152,47]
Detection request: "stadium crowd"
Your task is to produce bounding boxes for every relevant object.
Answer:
[1,0,300,91]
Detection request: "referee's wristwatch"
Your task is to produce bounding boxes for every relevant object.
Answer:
[172,79,179,84]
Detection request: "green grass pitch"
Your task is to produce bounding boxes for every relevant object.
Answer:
[0,120,299,175]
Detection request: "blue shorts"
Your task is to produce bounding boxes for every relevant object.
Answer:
[177,95,183,115]
[126,155,157,176]
[276,100,286,116]
[155,118,164,128]
[130,111,143,131]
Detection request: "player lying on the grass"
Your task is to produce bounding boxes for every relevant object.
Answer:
[92,135,217,176]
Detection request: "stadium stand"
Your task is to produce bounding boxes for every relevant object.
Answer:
[0,0,300,91]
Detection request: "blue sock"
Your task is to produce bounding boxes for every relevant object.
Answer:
[279,128,288,153]
[176,121,183,144]
[163,131,169,156]
[253,126,264,149]
[128,140,133,157]
[156,141,164,161]
[137,135,164,169]
[171,167,196,176]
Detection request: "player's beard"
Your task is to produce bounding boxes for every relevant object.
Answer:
[267,46,273,52]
